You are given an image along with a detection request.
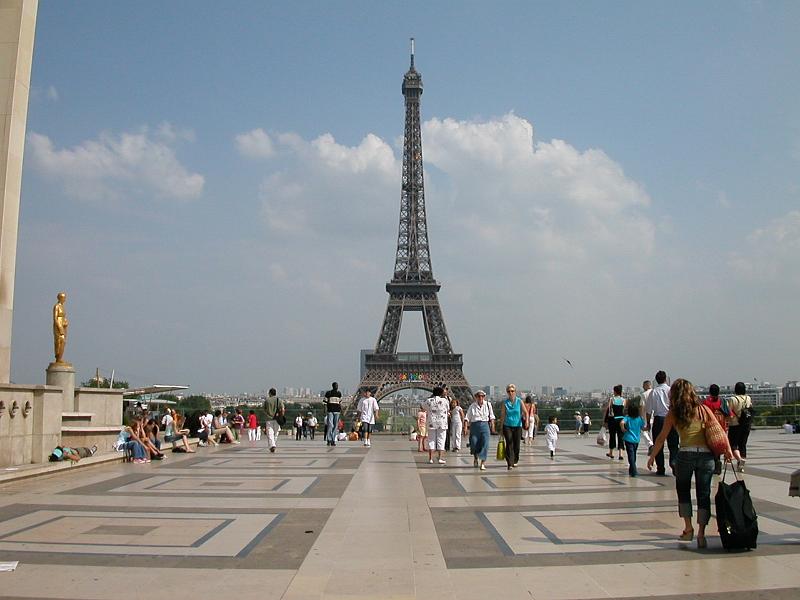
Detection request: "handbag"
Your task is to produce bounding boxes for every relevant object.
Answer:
[700,405,728,457]
[496,437,506,460]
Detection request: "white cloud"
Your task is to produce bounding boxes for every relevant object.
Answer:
[420,113,654,277]
[253,114,654,273]
[26,125,204,201]
[235,128,275,159]
[259,131,398,235]
[730,210,800,285]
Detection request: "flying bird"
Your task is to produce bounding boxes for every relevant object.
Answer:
[563,358,574,369]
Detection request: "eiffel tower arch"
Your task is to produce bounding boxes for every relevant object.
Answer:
[355,40,473,406]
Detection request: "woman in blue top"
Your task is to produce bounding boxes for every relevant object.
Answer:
[499,383,525,470]
[604,384,627,461]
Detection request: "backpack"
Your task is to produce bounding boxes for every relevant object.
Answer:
[738,398,755,428]
[266,398,287,426]
[715,464,758,550]
[719,396,730,417]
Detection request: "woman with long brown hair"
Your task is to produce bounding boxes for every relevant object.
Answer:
[647,378,734,549]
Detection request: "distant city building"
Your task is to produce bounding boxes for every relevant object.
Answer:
[783,381,800,404]
[541,385,553,397]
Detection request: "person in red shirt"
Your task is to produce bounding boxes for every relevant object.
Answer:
[247,410,260,442]
[703,384,728,474]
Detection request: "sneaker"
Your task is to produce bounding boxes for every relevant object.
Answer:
[90,445,98,456]
[198,441,207,447]
[270,446,276,453]
[513,463,518,467]
[438,459,446,464]
[133,458,147,464]
[429,458,434,464]
[473,456,479,467]
[479,463,486,471]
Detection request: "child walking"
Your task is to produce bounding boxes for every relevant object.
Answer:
[247,410,259,442]
[545,416,559,459]
[620,403,645,477]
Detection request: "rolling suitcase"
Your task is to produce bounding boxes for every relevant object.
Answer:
[715,462,758,550]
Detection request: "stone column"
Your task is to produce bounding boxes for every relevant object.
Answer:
[0,0,38,382]
[46,362,75,413]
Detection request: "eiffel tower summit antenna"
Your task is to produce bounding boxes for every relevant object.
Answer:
[353,44,473,405]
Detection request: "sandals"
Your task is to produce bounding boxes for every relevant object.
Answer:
[678,528,694,542]
[606,453,614,458]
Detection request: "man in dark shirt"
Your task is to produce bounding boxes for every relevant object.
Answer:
[324,382,342,446]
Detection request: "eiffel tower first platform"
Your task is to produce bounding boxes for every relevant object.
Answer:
[355,40,473,406]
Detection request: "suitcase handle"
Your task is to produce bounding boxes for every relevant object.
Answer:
[720,459,741,483]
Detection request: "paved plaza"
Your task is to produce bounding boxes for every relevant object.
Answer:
[0,430,798,599]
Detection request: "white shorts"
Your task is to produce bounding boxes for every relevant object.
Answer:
[428,427,446,450]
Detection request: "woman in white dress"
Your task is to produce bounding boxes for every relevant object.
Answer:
[449,398,464,452]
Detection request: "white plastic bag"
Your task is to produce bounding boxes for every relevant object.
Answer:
[596,427,608,447]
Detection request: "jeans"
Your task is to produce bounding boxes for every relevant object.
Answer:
[124,440,146,460]
[652,415,680,474]
[624,441,639,476]
[675,450,715,525]
[469,421,490,461]
[325,412,340,444]
[502,425,522,467]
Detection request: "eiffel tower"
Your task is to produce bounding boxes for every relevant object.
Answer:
[355,40,473,405]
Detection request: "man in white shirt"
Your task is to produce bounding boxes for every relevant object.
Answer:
[308,414,318,440]
[641,380,654,450]
[645,371,678,475]
[357,389,379,447]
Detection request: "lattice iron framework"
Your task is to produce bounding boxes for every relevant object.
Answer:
[354,40,472,406]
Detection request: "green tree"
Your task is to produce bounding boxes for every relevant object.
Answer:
[177,395,211,412]
[81,377,129,389]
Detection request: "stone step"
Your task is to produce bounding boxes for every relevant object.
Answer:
[61,412,95,426]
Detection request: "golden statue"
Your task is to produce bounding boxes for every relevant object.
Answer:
[52,292,69,364]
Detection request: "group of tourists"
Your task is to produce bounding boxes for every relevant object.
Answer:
[293,413,318,440]
[597,371,755,550]
[411,384,558,470]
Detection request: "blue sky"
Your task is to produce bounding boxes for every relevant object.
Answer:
[12,1,800,394]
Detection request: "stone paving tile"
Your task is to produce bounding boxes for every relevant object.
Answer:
[0,431,798,599]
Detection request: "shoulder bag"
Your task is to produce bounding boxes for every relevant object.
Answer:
[700,405,728,457]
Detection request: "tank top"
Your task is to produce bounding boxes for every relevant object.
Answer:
[611,397,625,419]
[676,411,707,448]
[504,397,522,427]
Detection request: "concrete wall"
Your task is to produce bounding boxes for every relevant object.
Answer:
[0,383,123,467]
[0,383,60,466]
[0,0,37,382]
[74,387,123,428]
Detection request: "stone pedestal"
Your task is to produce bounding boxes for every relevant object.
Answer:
[46,362,75,412]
